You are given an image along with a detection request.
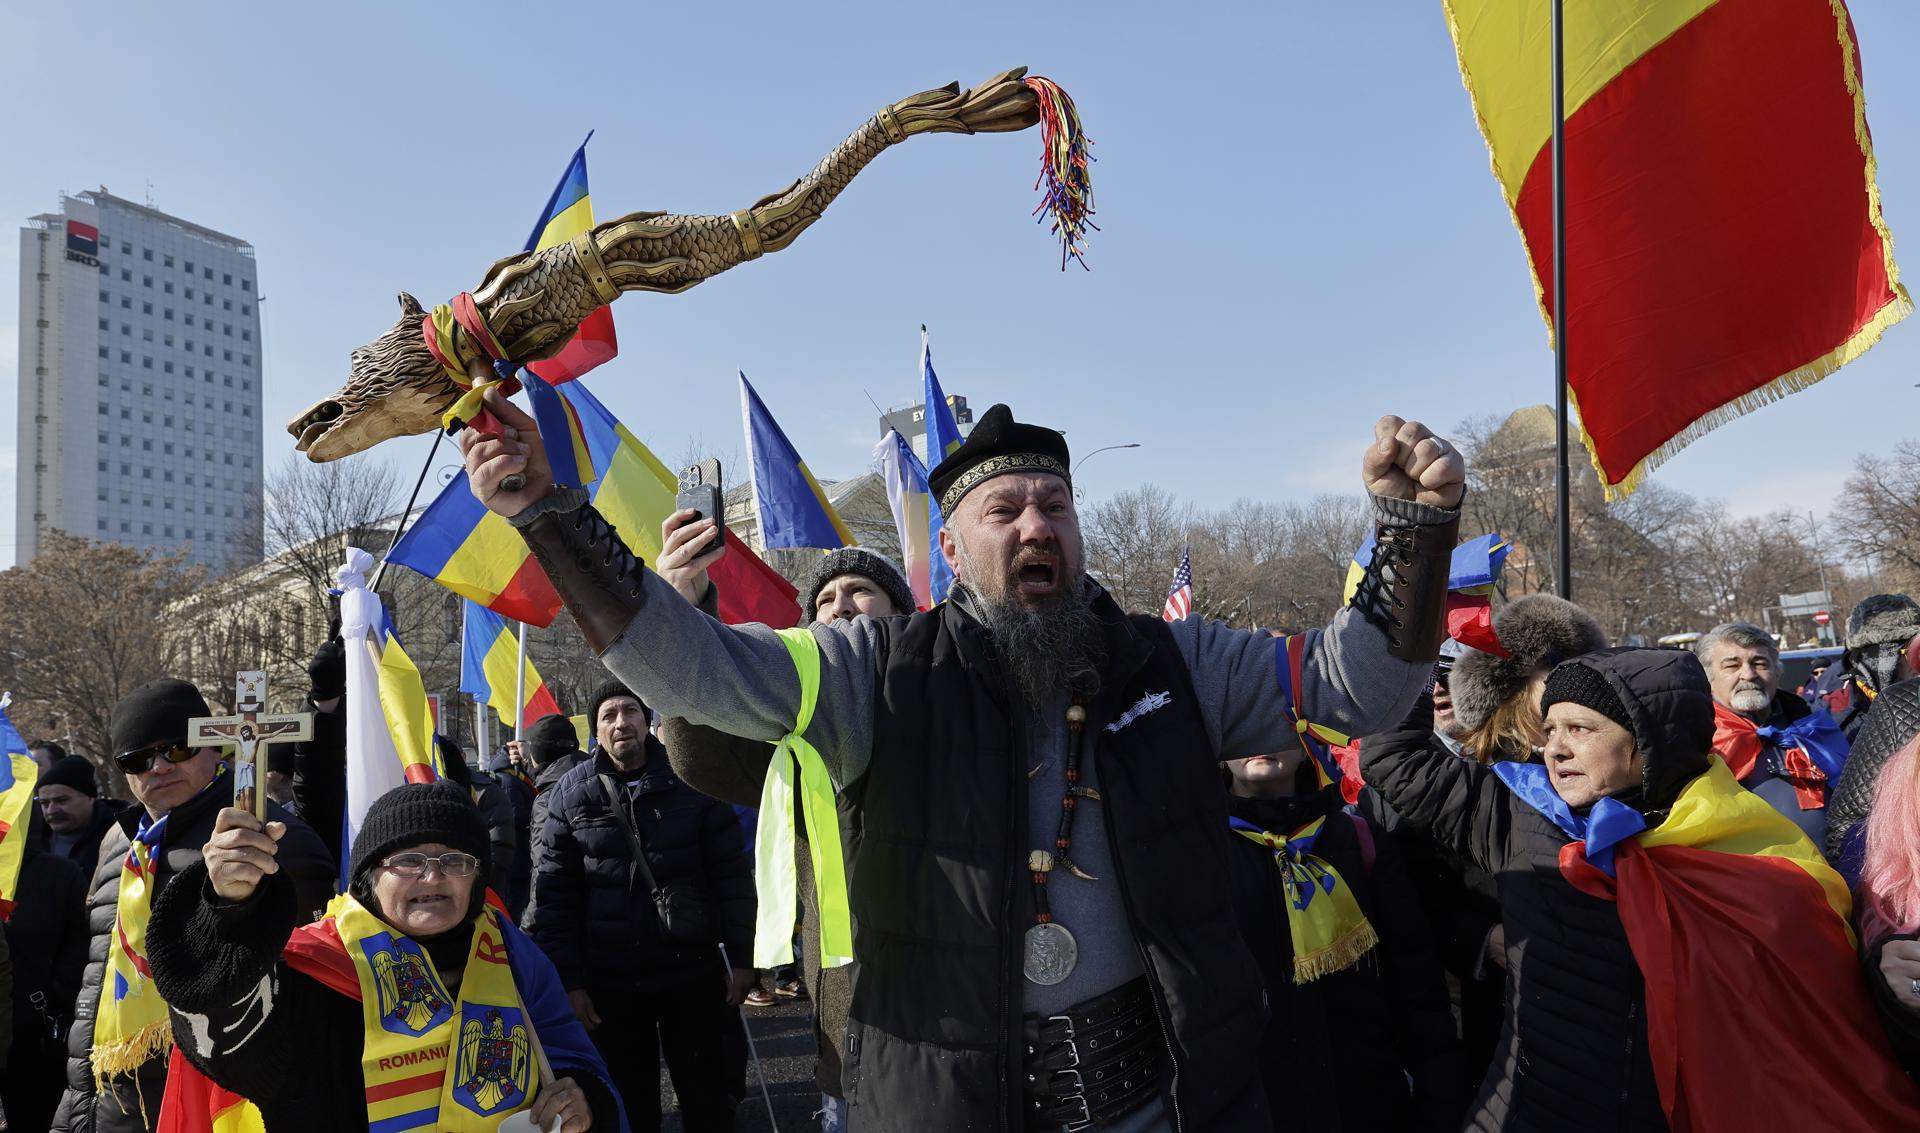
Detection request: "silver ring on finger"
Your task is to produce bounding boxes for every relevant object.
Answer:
[1909,977,1920,1000]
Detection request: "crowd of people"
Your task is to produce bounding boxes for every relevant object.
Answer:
[8,397,1920,1131]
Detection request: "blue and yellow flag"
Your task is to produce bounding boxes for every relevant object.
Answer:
[740,372,854,550]
[0,697,38,918]
[921,329,963,602]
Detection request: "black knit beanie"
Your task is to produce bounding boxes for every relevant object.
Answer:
[40,755,98,796]
[109,679,211,756]
[801,548,917,622]
[1541,662,1635,734]
[589,680,648,732]
[346,780,491,894]
[525,713,581,768]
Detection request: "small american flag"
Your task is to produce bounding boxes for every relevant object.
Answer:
[1162,546,1193,622]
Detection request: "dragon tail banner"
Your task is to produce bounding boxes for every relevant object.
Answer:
[293,68,1095,464]
[1445,0,1908,498]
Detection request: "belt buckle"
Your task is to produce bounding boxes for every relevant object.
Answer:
[1048,1067,1091,1131]
[1045,1014,1081,1068]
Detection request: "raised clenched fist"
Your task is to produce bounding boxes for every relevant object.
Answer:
[1362,415,1465,509]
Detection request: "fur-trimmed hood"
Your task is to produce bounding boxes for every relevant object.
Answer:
[1452,593,1609,734]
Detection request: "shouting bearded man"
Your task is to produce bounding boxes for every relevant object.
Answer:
[461,391,1464,1133]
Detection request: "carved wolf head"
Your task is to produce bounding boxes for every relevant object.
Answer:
[289,292,464,462]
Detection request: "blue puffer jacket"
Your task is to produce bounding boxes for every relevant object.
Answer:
[526,740,754,994]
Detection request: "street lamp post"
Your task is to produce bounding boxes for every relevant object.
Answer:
[1072,443,1142,500]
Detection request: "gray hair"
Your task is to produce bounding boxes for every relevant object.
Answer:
[1695,622,1780,666]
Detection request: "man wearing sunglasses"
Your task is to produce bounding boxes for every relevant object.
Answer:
[54,679,335,1133]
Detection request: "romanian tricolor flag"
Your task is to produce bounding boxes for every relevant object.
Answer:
[522,135,617,388]
[389,377,800,629]
[1500,757,1920,1130]
[875,429,936,610]
[0,697,39,919]
[741,372,854,551]
[1447,0,1909,497]
[460,601,562,732]
[157,1047,264,1133]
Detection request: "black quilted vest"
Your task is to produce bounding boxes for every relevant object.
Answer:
[840,591,1270,1132]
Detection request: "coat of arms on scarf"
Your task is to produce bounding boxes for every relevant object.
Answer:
[453,1005,533,1115]
[364,933,455,1036]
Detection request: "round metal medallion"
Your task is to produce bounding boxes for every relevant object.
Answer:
[1023,922,1079,986]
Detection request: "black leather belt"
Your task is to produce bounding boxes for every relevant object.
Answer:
[1022,977,1163,1131]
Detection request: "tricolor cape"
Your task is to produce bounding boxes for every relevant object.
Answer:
[1503,756,1920,1130]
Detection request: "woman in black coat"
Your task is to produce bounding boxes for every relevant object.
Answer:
[1222,747,1466,1132]
[1365,647,1920,1132]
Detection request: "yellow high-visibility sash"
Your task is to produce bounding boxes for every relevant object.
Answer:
[336,894,537,1131]
[753,627,854,969]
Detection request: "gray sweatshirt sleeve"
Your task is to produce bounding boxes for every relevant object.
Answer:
[1171,494,1454,759]
[511,488,881,787]
[595,568,882,787]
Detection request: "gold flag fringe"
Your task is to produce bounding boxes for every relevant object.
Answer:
[1443,0,1911,503]
[1588,293,1913,501]
[1291,918,1379,984]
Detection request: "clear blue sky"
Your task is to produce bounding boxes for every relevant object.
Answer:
[4,2,1918,568]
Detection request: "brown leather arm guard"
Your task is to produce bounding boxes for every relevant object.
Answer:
[509,487,649,654]
[1349,505,1461,663]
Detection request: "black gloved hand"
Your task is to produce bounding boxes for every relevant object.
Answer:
[308,638,346,702]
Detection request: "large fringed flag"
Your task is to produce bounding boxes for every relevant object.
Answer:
[521,135,618,386]
[389,376,800,629]
[0,696,38,919]
[921,329,963,603]
[1497,757,1920,1129]
[460,601,561,732]
[338,547,442,883]
[741,372,854,550]
[1445,0,1909,497]
[875,429,937,609]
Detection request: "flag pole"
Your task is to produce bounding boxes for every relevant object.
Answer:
[1551,0,1573,600]
[513,622,529,741]
[371,429,445,593]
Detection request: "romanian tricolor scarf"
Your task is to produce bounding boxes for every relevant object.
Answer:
[333,894,536,1131]
[1497,757,1920,1131]
[754,627,853,970]
[92,811,173,1088]
[159,892,624,1133]
[1710,701,1847,810]
[1229,814,1377,983]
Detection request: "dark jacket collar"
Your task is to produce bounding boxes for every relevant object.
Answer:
[592,739,676,793]
[533,750,587,793]
[1225,785,1342,835]
[1765,688,1813,727]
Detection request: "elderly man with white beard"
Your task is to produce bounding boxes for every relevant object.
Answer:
[1697,621,1848,845]
[458,390,1464,1133]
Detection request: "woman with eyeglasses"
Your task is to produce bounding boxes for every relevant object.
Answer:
[144,780,626,1132]
[54,678,337,1133]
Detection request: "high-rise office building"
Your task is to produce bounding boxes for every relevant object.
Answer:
[17,188,264,568]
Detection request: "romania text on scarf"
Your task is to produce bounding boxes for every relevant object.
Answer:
[337,893,537,1130]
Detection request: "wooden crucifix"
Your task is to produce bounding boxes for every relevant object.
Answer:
[188,671,313,821]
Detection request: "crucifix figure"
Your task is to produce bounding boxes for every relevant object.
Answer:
[188,671,314,821]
